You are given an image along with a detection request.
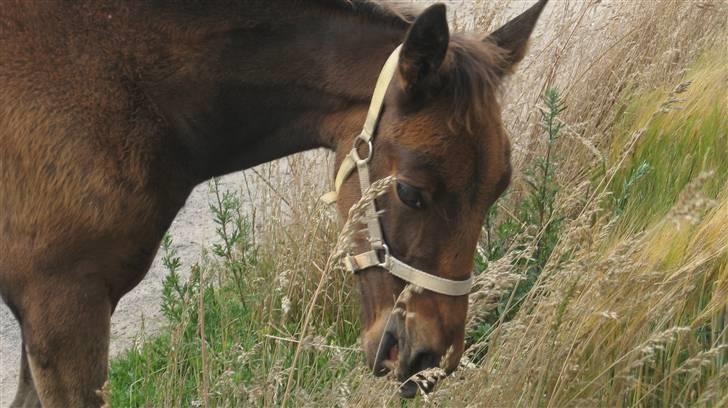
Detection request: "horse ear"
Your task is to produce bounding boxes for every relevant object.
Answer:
[398,3,449,95]
[485,0,548,74]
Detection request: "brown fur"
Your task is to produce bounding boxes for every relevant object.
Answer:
[0,0,547,405]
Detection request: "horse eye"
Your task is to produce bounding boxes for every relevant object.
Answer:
[396,181,424,209]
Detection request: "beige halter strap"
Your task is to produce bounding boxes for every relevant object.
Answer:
[323,45,472,297]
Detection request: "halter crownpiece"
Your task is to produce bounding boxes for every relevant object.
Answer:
[323,45,473,297]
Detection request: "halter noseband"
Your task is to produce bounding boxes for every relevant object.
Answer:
[322,45,472,297]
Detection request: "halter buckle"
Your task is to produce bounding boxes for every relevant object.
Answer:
[374,242,390,269]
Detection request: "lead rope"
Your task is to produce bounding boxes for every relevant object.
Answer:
[323,44,473,297]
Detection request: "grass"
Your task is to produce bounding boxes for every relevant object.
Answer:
[108,0,727,406]
[607,50,728,235]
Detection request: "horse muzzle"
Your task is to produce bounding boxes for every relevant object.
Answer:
[370,311,444,398]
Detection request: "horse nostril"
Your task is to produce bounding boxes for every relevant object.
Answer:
[372,331,398,377]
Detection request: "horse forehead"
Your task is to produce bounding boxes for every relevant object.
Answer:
[394,125,483,190]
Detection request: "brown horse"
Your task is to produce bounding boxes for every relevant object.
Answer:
[0,0,547,405]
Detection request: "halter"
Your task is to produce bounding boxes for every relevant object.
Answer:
[322,45,472,297]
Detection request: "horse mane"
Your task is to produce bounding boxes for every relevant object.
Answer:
[313,0,415,27]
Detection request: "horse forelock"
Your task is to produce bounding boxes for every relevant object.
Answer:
[442,34,507,136]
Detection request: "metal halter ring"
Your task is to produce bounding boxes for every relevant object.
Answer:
[351,133,374,164]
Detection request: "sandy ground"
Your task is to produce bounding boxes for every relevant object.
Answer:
[0,173,248,405]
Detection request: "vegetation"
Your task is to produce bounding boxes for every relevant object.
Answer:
[469,87,566,351]
[109,0,727,406]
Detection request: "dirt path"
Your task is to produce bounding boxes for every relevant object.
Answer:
[0,172,249,405]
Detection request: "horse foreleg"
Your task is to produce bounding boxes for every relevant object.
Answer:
[9,342,41,408]
[20,276,111,408]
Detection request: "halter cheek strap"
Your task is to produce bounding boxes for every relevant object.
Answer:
[323,45,473,297]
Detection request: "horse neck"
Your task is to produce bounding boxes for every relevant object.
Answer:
[142,3,408,182]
